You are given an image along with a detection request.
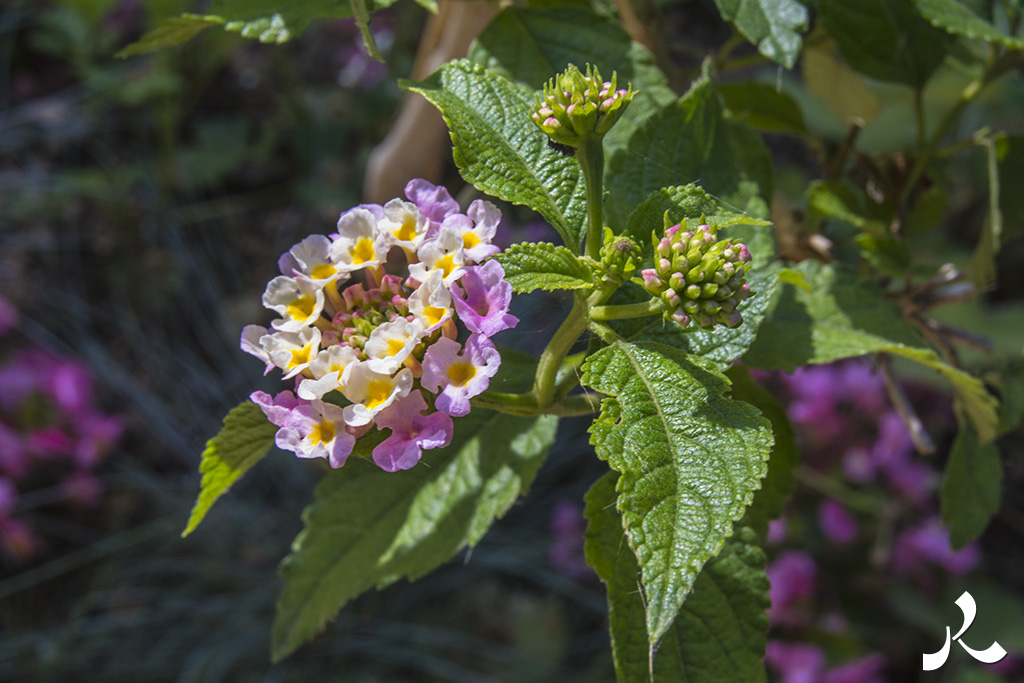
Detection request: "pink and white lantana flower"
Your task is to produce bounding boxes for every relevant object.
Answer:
[421,335,501,417]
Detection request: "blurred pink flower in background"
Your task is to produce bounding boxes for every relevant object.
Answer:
[0,296,124,561]
[767,550,817,628]
[548,500,593,581]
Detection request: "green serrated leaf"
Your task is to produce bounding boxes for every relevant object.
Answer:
[726,365,798,538]
[585,472,770,682]
[350,0,383,62]
[941,419,1003,549]
[468,5,667,91]
[719,82,809,134]
[607,66,774,230]
[816,0,953,86]
[744,260,1001,443]
[494,242,595,293]
[116,16,224,58]
[610,267,780,369]
[581,341,772,644]
[714,0,809,69]
[183,400,278,537]
[917,0,1024,49]
[406,61,586,251]
[272,409,558,660]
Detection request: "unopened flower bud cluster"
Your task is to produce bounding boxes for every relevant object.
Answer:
[640,223,752,329]
[599,231,640,284]
[531,64,634,148]
[241,180,518,472]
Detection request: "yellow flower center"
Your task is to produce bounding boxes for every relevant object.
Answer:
[288,344,314,369]
[462,232,480,249]
[424,305,446,327]
[446,361,476,387]
[365,380,393,410]
[352,237,376,265]
[387,339,406,357]
[287,295,317,321]
[309,420,336,447]
[436,253,457,279]
[311,263,337,280]
[394,217,418,243]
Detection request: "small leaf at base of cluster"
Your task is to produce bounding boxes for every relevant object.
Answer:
[183,400,278,537]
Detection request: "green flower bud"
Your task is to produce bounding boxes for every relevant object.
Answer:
[638,220,754,330]
[531,64,634,148]
[598,229,641,283]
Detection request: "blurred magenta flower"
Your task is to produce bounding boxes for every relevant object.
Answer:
[0,296,17,335]
[819,499,858,545]
[891,516,980,577]
[765,641,826,683]
[548,500,593,580]
[767,550,817,628]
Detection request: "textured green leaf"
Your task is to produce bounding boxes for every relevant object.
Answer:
[917,0,1024,49]
[581,341,772,643]
[116,16,223,58]
[744,260,1000,443]
[941,420,1002,549]
[406,61,586,251]
[183,400,277,537]
[610,267,780,369]
[714,0,809,68]
[719,82,809,134]
[272,410,558,660]
[726,366,798,538]
[607,67,773,231]
[350,0,383,62]
[468,5,667,91]
[495,242,595,293]
[816,0,953,86]
[585,473,770,682]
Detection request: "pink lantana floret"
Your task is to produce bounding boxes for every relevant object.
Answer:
[404,178,460,224]
[275,400,355,469]
[450,261,518,337]
[372,391,453,472]
[250,390,302,428]
[421,335,500,417]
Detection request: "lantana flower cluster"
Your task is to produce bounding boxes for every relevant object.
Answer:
[241,180,517,472]
[640,222,752,329]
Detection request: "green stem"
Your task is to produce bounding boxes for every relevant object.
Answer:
[534,295,590,408]
[576,137,606,261]
[591,298,666,321]
[472,392,597,417]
